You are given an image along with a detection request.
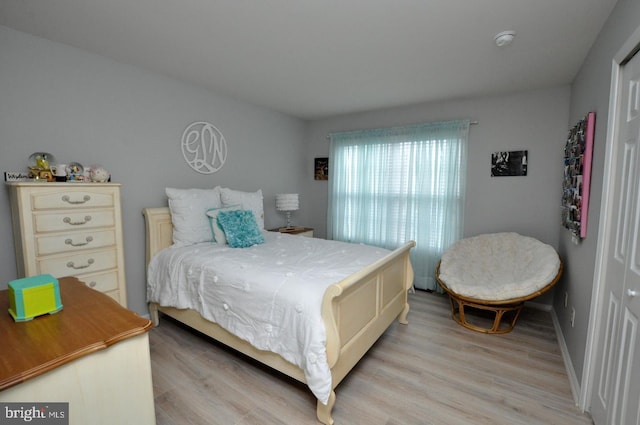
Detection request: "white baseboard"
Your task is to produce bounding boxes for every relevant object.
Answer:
[550,307,582,407]
[525,301,553,311]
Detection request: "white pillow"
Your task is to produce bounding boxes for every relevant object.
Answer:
[219,188,264,229]
[206,205,241,244]
[166,187,222,246]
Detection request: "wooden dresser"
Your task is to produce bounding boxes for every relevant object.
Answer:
[0,277,155,424]
[7,182,127,307]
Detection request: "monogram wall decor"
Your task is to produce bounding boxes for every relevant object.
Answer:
[181,121,228,174]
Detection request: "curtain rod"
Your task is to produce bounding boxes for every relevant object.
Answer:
[325,120,479,139]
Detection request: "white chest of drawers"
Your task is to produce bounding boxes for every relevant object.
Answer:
[7,182,127,307]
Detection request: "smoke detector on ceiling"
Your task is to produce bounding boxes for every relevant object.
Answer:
[494,30,516,47]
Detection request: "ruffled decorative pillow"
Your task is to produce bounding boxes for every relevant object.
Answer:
[216,210,265,248]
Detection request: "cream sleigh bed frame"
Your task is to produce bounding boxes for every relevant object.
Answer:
[143,207,415,425]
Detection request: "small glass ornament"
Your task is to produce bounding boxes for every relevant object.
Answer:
[28,152,56,180]
[28,152,56,170]
[65,162,84,182]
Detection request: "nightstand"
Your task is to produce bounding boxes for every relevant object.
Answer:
[269,227,314,237]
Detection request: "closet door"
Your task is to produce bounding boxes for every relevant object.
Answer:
[590,47,640,425]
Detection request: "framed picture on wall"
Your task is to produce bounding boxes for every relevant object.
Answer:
[314,157,328,180]
[491,150,528,176]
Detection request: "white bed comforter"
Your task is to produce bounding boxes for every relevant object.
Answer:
[147,231,389,404]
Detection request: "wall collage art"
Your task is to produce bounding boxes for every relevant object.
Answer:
[561,112,595,239]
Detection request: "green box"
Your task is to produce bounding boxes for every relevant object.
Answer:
[8,274,63,322]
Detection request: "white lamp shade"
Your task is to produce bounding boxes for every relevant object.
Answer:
[276,193,299,211]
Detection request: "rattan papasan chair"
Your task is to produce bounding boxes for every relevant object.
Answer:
[435,232,563,334]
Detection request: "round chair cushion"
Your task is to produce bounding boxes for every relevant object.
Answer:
[438,232,561,301]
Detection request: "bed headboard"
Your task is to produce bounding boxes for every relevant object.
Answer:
[142,207,173,266]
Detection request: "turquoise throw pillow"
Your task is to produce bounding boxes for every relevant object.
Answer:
[216,210,265,248]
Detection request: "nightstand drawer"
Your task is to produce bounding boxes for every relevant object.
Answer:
[34,209,115,233]
[295,230,313,237]
[37,249,118,277]
[31,189,116,210]
[36,229,116,256]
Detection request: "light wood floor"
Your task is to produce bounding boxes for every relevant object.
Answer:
[150,290,594,425]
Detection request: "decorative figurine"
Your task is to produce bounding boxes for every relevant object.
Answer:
[89,165,110,182]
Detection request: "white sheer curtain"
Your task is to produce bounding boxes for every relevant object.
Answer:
[327,120,470,291]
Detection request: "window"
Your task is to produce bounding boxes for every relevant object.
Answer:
[328,120,470,290]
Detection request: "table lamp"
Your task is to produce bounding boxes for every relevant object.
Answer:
[276,193,299,229]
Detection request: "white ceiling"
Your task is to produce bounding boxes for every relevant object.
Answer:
[0,0,619,120]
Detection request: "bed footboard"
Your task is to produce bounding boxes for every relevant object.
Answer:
[142,207,415,425]
[322,240,415,378]
[319,239,414,424]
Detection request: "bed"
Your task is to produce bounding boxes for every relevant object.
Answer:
[143,196,415,425]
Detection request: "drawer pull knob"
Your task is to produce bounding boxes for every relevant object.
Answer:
[66,258,95,270]
[89,281,97,288]
[63,215,92,226]
[61,195,91,204]
[65,236,93,247]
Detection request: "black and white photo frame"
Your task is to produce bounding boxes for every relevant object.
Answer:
[491,150,528,177]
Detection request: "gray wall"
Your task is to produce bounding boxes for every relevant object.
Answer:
[5,0,638,394]
[554,0,640,385]
[0,25,308,316]
[305,87,571,305]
